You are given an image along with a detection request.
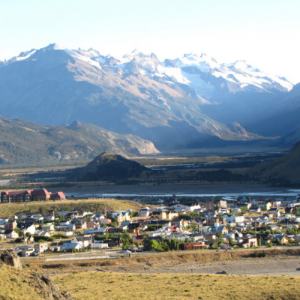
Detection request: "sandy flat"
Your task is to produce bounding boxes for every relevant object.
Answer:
[140,256,300,276]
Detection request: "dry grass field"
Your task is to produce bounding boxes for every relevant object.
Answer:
[0,198,144,216]
[0,264,44,300]
[52,271,300,300]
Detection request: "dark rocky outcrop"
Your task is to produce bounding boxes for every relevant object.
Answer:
[0,250,74,300]
[70,152,149,181]
[0,250,22,268]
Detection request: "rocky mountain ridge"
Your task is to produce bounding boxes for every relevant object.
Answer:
[0,115,159,164]
[0,44,294,149]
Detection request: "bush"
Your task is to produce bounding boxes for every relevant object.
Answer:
[147,225,163,231]
[15,238,24,243]
[229,238,235,247]
[52,234,68,239]
[33,235,55,242]
[253,251,267,258]
[147,239,160,251]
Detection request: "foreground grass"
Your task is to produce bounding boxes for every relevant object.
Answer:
[53,271,300,300]
[0,198,143,216]
[0,263,44,300]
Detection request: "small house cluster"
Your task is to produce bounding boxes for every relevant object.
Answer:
[1,194,300,256]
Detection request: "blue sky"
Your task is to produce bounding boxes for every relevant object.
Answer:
[1,0,300,83]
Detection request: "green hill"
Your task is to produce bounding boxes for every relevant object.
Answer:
[250,142,300,186]
[0,116,159,164]
[70,152,149,181]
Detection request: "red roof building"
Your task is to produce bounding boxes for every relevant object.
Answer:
[1,188,65,203]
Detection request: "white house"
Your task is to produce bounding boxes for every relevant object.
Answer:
[60,231,74,236]
[72,236,91,248]
[61,242,82,252]
[4,230,19,239]
[169,202,201,212]
[23,224,36,235]
[268,208,281,217]
[139,207,150,217]
[42,223,54,232]
[224,214,244,223]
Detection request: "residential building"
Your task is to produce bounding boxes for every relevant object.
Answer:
[268,208,281,218]
[75,221,87,230]
[42,223,54,232]
[184,242,207,250]
[169,202,201,212]
[128,223,143,233]
[139,207,150,218]
[34,243,48,254]
[0,188,65,203]
[4,230,19,239]
[172,218,189,229]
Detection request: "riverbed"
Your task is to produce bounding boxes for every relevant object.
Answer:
[61,183,300,199]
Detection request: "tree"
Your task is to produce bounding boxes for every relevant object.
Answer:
[258,239,261,246]
[229,238,235,247]
[147,239,160,251]
[38,207,47,215]
[110,221,118,227]
[122,241,129,250]
[227,225,232,233]
[189,223,197,231]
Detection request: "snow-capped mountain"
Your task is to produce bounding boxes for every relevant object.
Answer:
[110,50,293,99]
[6,44,292,98]
[0,44,294,149]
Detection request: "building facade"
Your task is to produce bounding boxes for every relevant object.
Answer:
[1,188,65,203]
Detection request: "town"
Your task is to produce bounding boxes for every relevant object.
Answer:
[1,188,300,259]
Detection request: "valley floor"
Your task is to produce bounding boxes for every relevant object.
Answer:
[62,183,299,198]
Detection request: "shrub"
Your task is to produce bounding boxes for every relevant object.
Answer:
[52,234,68,239]
[253,251,267,258]
[15,238,24,243]
[33,235,55,242]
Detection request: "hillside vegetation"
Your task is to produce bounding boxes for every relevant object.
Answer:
[70,152,149,182]
[250,141,300,186]
[0,198,143,217]
[0,116,158,164]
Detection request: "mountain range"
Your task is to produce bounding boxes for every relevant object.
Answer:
[0,44,298,150]
[0,116,158,164]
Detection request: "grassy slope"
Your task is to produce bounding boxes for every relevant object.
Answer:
[53,272,300,300]
[250,142,300,184]
[0,264,44,300]
[0,199,143,216]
